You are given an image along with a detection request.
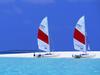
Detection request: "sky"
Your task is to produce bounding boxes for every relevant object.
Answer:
[0,0,100,52]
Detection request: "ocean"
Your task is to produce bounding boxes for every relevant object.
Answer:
[0,58,100,75]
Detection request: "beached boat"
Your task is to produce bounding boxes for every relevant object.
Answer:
[34,16,58,58]
[72,16,95,58]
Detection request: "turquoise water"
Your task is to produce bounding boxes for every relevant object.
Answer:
[0,58,100,75]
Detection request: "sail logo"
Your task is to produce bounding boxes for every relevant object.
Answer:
[77,24,82,30]
[40,24,45,30]
[44,47,47,49]
[75,43,84,50]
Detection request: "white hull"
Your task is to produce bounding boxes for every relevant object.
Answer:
[0,51,100,58]
[72,53,96,58]
[34,53,59,58]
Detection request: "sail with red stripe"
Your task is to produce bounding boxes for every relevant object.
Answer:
[73,16,86,51]
[37,17,50,52]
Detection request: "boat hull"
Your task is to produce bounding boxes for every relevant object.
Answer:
[0,51,99,58]
[34,53,59,58]
[72,53,96,58]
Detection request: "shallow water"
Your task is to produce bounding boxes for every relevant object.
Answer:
[0,58,100,75]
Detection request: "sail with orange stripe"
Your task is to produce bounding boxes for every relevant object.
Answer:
[73,16,86,51]
[37,17,50,52]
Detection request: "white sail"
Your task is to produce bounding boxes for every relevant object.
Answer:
[73,16,86,51]
[88,45,90,50]
[37,17,50,52]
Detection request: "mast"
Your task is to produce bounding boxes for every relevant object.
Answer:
[84,16,87,53]
[84,16,89,54]
[46,17,50,53]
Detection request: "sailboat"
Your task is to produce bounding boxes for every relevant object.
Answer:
[72,16,95,58]
[36,16,58,58]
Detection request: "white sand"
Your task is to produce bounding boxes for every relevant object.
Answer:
[0,51,100,58]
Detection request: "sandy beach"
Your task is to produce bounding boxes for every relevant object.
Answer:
[0,51,100,58]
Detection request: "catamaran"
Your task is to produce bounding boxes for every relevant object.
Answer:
[35,16,58,58]
[72,16,95,58]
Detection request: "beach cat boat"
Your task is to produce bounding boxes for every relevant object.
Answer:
[35,16,58,58]
[72,16,95,58]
